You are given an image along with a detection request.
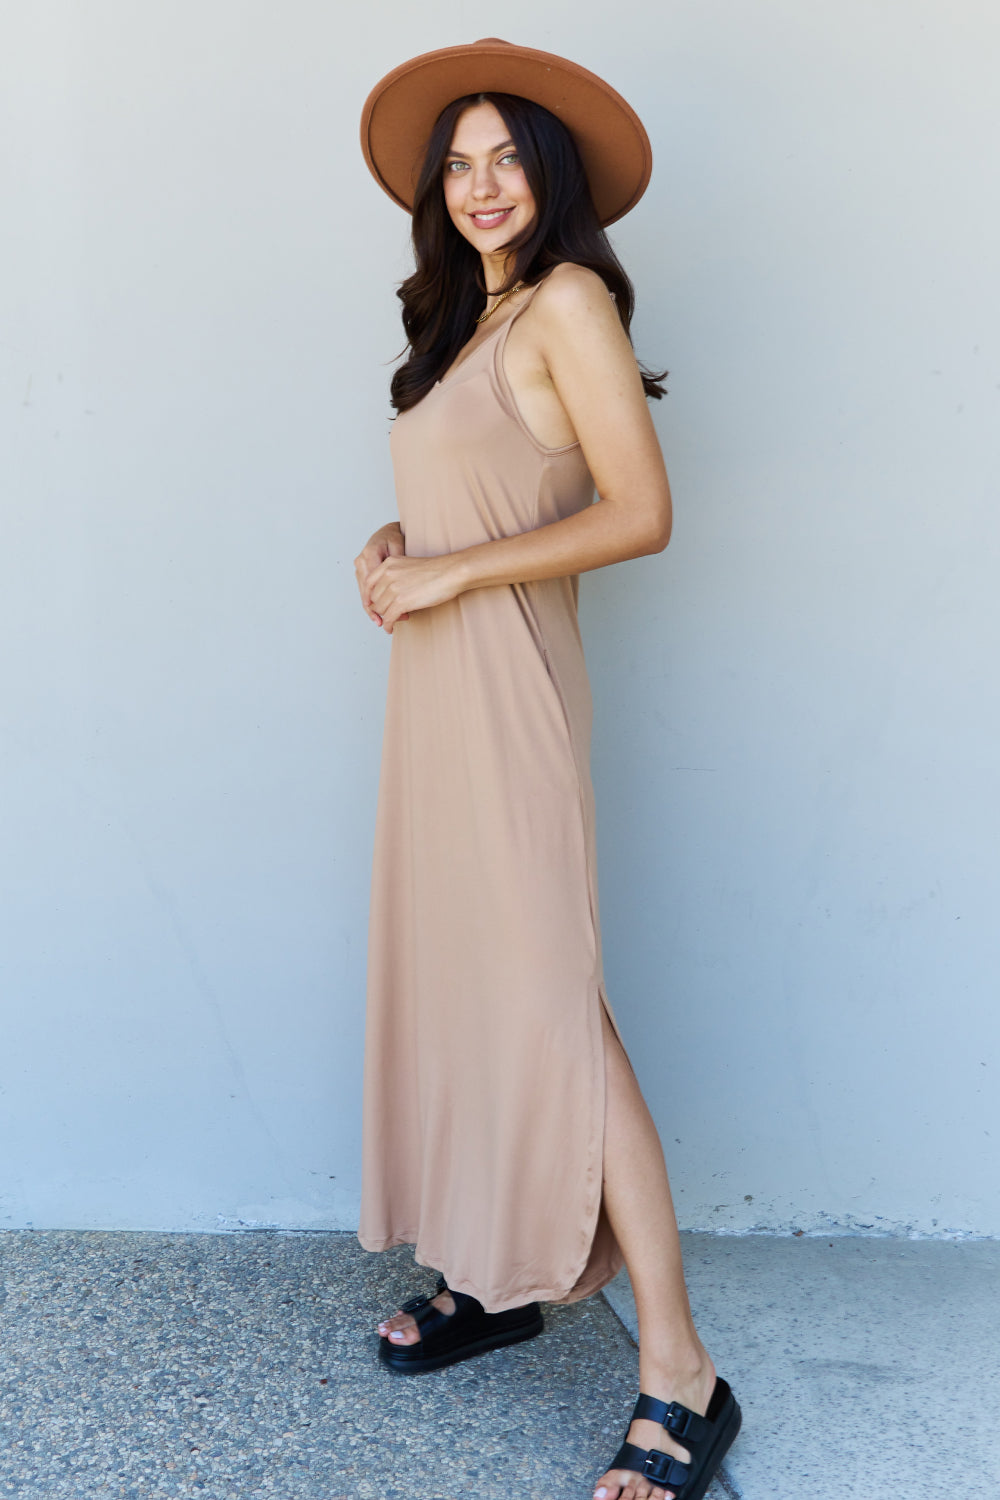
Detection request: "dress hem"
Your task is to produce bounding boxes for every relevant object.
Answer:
[357,1229,622,1315]
[359,973,623,1315]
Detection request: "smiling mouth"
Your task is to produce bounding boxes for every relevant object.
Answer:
[469,207,515,226]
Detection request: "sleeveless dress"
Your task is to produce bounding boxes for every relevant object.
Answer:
[359,283,626,1313]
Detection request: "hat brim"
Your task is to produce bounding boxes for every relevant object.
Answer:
[360,38,652,229]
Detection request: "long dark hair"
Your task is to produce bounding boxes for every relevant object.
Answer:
[390,92,667,412]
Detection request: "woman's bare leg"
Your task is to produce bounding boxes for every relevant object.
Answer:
[592,1007,717,1500]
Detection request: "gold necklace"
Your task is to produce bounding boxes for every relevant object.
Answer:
[476,280,525,325]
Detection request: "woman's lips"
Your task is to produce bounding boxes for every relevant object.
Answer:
[468,207,515,227]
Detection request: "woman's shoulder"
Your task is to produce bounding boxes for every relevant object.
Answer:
[531,262,616,323]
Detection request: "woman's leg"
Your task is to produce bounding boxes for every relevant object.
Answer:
[592,1007,717,1500]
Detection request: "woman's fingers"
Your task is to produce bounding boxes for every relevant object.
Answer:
[355,543,391,623]
[356,559,409,632]
[367,554,461,629]
[353,524,407,628]
[369,564,414,631]
[355,562,382,623]
[356,531,410,624]
[373,608,409,634]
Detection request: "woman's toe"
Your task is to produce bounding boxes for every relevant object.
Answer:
[387,1323,420,1345]
[377,1311,421,1344]
[594,1475,627,1499]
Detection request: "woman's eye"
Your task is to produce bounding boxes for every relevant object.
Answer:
[499,153,519,166]
[446,161,469,173]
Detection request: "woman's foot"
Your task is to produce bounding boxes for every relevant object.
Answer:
[593,1353,718,1500]
[376,1280,544,1375]
[377,1288,456,1345]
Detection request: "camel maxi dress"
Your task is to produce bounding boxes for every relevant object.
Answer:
[359,283,626,1313]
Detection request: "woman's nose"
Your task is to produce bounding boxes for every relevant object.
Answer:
[470,167,499,199]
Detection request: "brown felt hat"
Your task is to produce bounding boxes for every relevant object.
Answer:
[360,38,652,228]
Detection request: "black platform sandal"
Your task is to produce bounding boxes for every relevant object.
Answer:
[601,1378,742,1499]
[378,1274,543,1374]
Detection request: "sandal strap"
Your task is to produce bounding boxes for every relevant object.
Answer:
[398,1274,449,1315]
[401,1295,454,1340]
[632,1392,712,1448]
[433,1275,484,1318]
[397,1278,484,1340]
[609,1441,691,1489]
[399,1290,435,1314]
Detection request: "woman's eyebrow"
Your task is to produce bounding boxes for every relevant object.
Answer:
[445,139,516,159]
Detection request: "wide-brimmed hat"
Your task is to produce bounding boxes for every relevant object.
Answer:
[360,38,652,228]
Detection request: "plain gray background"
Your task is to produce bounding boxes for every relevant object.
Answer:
[1,0,997,1236]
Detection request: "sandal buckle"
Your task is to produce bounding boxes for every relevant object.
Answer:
[643,1450,673,1484]
[664,1401,694,1437]
[400,1293,430,1314]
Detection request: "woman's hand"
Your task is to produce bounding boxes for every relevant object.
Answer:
[366,552,467,634]
[354,521,407,626]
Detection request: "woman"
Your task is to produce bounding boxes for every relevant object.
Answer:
[354,40,741,1500]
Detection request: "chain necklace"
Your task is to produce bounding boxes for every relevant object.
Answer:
[476,280,525,325]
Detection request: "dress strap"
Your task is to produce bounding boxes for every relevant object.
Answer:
[492,278,581,456]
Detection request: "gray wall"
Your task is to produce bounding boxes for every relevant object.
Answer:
[2,1,997,1236]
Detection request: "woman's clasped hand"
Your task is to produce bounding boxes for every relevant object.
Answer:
[354,518,466,632]
[364,546,468,633]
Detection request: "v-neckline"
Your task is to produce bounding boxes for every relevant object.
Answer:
[434,316,509,390]
[435,286,538,389]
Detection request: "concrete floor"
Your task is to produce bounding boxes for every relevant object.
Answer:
[2,1229,997,1499]
[0,1230,726,1500]
[606,1234,1000,1499]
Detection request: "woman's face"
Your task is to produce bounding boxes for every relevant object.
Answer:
[442,101,537,261]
